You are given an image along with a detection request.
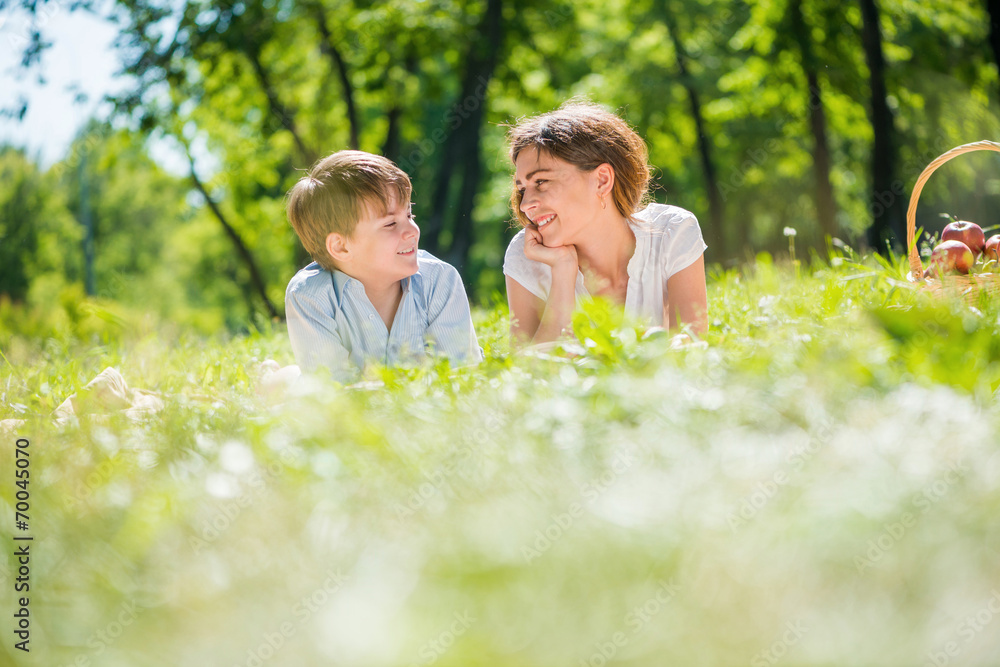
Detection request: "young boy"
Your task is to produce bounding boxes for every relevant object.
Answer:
[284,150,482,379]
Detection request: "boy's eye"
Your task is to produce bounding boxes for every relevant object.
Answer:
[385,222,397,228]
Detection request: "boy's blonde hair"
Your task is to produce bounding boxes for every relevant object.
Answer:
[286,150,412,271]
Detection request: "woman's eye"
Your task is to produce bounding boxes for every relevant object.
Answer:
[516,188,526,196]
[535,179,547,186]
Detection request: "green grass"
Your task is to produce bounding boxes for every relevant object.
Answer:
[2,251,1000,666]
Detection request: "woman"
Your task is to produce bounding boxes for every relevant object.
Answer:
[503,101,709,345]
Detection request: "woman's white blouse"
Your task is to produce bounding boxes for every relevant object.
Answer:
[502,203,707,325]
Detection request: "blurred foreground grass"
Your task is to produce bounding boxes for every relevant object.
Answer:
[2,251,1000,667]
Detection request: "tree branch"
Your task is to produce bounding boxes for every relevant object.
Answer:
[243,43,315,163]
[312,4,361,150]
[188,158,281,320]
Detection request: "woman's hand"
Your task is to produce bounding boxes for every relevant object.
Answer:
[523,225,578,273]
[507,225,579,347]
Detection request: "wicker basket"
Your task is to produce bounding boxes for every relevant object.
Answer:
[906,140,1000,300]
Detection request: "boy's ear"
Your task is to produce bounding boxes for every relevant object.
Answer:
[325,232,350,263]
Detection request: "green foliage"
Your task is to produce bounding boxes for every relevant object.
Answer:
[3,255,1000,666]
[0,147,82,301]
[6,0,1000,327]
[871,297,1000,392]
[1,3,999,661]
[569,297,644,365]
[57,126,193,304]
[0,127,273,337]
[0,282,128,347]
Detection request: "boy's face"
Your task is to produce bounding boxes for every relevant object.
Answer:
[331,192,420,286]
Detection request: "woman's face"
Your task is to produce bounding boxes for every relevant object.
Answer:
[514,149,602,248]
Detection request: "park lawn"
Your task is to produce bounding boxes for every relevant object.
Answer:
[2,250,1000,667]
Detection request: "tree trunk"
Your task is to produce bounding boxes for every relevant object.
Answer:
[424,0,504,280]
[445,0,504,277]
[447,121,484,272]
[382,106,401,163]
[79,151,97,297]
[860,0,905,251]
[987,0,1000,102]
[421,134,461,256]
[660,5,726,259]
[789,0,838,241]
[189,165,280,320]
[805,69,838,240]
[383,53,419,164]
[682,79,726,260]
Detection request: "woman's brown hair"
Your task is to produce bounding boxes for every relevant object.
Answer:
[507,101,651,227]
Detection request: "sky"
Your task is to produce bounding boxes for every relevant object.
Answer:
[0,3,125,168]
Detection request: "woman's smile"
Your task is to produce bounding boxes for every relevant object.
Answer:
[535,213,557,229]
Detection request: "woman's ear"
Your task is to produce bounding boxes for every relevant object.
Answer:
[594,163,615,198]
[326,232,350,263]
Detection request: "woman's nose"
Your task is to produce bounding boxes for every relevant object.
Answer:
[520,191,536,214]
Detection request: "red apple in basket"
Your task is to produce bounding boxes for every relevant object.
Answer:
[941,220,986,257]
[928,240,975,276]
[984,235,1000,263]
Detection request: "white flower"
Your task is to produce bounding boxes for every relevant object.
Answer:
[783,227,797,237]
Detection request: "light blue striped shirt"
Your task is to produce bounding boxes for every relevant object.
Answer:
[285,251,482,379]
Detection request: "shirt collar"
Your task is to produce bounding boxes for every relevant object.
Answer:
[404,269,421,294]
[625,217,649,279]
[331,268,419,300]
[331,268,355,302]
